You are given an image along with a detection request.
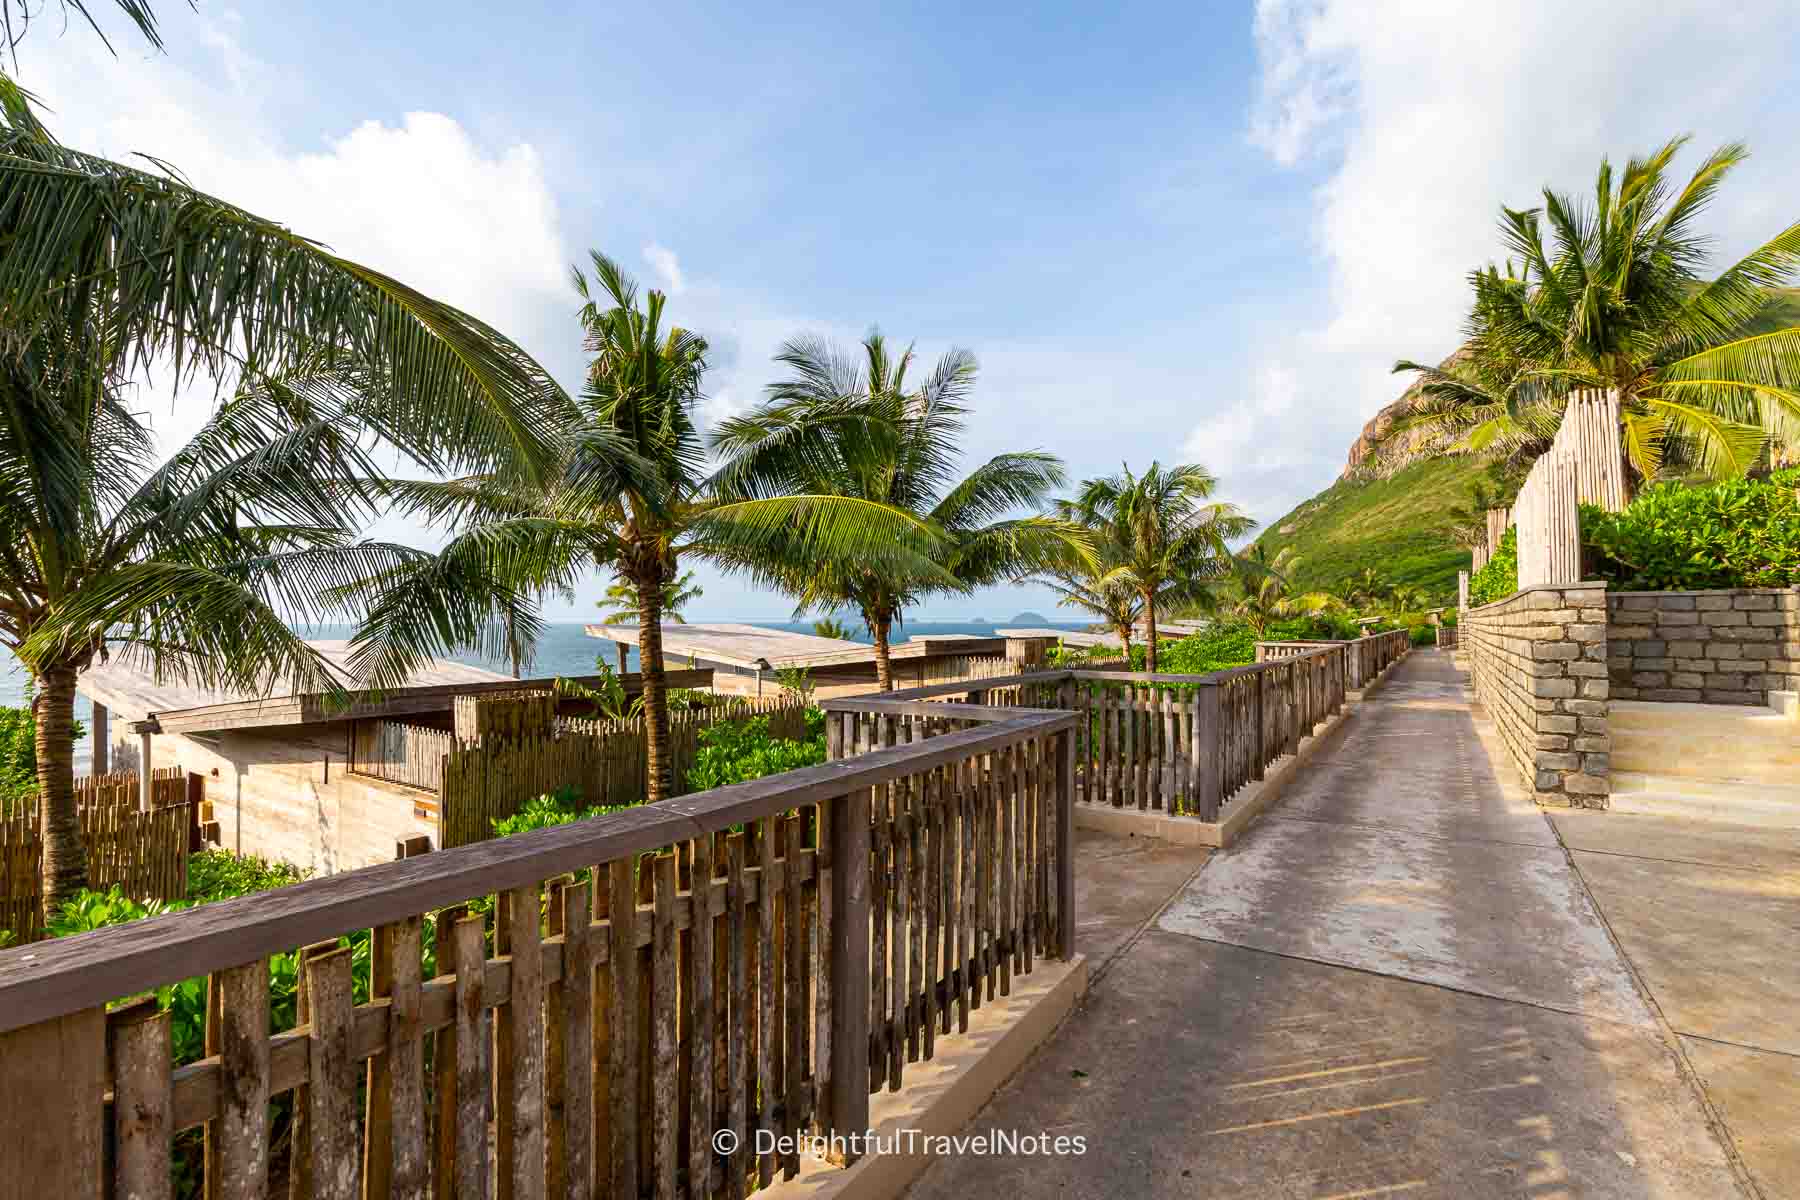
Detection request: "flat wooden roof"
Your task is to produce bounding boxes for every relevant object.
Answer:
[585,622,1004,671]
[78,642,714,735]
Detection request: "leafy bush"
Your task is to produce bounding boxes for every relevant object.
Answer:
[0,705,85,813]
[491,786,637,838]
[1409,624,1437,646]
[1582,469,1800,590]
[185,850,310,904]
[47,885,190,938]
[1469,526,1518,605]
[685,709,828,792]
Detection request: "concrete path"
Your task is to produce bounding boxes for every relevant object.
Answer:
[909,649,1749,1199]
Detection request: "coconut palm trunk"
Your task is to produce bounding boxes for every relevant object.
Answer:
[1143,588,1159,673]
[34,663,85,912]
[636,569,673,803]
[869,609,894,692]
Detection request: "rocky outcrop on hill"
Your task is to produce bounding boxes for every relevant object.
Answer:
[1339,352,1465,480]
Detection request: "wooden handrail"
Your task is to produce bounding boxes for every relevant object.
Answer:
[0,710,1073,1035]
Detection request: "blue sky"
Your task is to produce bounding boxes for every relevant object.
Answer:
[19,0,1800,623]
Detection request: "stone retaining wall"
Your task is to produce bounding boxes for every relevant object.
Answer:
[1463,582,1609,808]
[1607,589,1800,706]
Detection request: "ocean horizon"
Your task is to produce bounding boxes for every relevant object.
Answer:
[2,616,1092,771]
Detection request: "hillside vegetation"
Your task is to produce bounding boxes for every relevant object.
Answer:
[1252,456,1484,602]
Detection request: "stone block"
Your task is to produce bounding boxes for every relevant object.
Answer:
[1531,677,1577,698]
[1534,769,1564,791]
[1656,595,1697,610]
[1676,658,1715,672]
[1612,686,1640,700]
[1709,674,1748,691]
[1538,714,1578,733]
[1629,657,1673,670]
[1580,678,1609,699]
[1527,590,1566,609]
[1632,640,1668,656]
[1713,659,1758,673]
[1610,609,1656,626]
[1656,610,1701,625]
[1581,752,1610,775]
[1564,773,1609,796]
[1568,661,1609,678]
[1579,716,1608,733]
[1532,641,1581,660]
[1535,734,1570,751]
[1696,595,1734,611]
[1749,612,1790,626]
[1536,751,1581,771]
[1643,688,1703,702]
[1617,596,1660,611]
[1670,672,1705,688]
[1565,698,1607,716]
[1568,624,1606,643]
[1704,689,1763,705]
[1583,642,1609,661]
[1733,594,1776,610]
[1700,610,1747,626]
[1720,626,1776,641]
[1630,671,1668,688]
[1669,642,1706,658]
[1574,735,1610,752]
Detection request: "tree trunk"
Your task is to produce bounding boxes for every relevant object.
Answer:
[638,579,672,804]
[1143,589,1159,674]
[616,643,628,676]
[870,611,893,692]
[1118,625,1132,665]
[35,664,86,917]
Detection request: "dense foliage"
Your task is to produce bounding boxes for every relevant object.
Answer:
[491,786,637,838]
[686,709,828,792]
[184,850,311,904]
[1582,469,1800,590]
[1469,527,1519,605]
[0,705,84,813]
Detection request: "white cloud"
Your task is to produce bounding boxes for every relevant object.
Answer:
[16,20,575,458]
[1197,0,1800,529]
[643,242,686,295]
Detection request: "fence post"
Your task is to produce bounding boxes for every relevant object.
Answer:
[826,787,871,1154]
[1194,684,1222,822]
[1055,728,1076,961]
[0,1007,105,1198]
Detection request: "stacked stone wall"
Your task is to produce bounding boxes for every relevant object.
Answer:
[1464,582,1609,808]
[1607,589,1800,705]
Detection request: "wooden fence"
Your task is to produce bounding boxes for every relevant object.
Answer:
[1506,389,1627,588]
[1,769,190,943]
[827,629,1410,824]
[349,720,457,793]
[440,697,811,848]
[0,697,1076,1200]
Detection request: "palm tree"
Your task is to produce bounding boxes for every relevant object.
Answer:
[1394,138,1800,484]
[596,570,704,673]
[810,615,856,641]
[1030,568,1143,661]
[0,97,574,910]
[1342,567,1391,610]
[1389,583,1429,614]
[1225,546,1337,636]
[367,259,940,800]
[711,331,1087,690]
[1058,462,1251,673]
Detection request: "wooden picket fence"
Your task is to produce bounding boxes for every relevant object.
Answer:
[440,697,811,848]
[827,629,1411,824]
[1498,388,1628,588]
[349,720,457,793]
[0,697,1076,1200]
[1,768,190,943]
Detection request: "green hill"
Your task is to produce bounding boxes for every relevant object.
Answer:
[1252,456,1484,603]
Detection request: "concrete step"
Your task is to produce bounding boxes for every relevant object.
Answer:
[1607,773,1800,829]
[1610,699,1800,784]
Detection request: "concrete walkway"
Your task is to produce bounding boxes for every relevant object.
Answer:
[909,649,1750,1199]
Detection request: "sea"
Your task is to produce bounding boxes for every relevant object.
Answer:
[1,616,1089,772]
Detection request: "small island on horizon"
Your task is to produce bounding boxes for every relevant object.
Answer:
[1007,611,1050,625]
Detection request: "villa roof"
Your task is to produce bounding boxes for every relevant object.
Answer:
[76,641,662,736]
[584,622,1004,671]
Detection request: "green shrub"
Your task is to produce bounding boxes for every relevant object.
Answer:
[491,787,637,838]
[685,709,828,792]
[0,705,85,814]
[1409,624,1437,647]
[1582,469,1800,590]
[185,850,310,905]
[1469,527,1518,605]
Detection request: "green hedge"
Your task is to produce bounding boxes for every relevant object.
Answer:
[1469,526,1519,605]
[1583,468,1800,590]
